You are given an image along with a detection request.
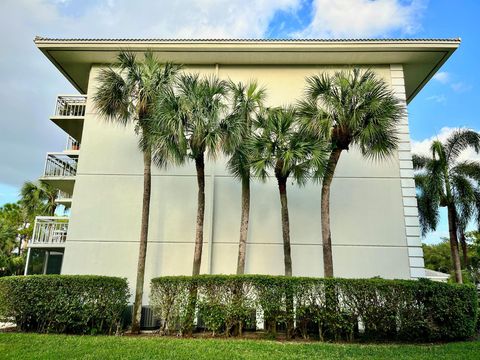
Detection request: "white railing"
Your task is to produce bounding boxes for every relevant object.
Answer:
[44,153,78,177]
[56,190,72,200]
[55,95,87,117]
[66,136,80,151]
[30,216,69,247]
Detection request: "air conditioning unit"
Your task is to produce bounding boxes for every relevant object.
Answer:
[122,305,160,330]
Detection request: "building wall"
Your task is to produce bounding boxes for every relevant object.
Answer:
[62,63,421,301]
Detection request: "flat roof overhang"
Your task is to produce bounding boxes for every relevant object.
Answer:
[34,38,460,104]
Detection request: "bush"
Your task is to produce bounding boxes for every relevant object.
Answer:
[150,275,478,341]
[0,275,129,334]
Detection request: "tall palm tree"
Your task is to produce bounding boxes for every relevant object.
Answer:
[150,73,229,275]
[250,107,328,276]
[19,181,57,217]
[298,68,404,277]
[93,51,180,333]
[225,80,266,274]
[413,129,480,283]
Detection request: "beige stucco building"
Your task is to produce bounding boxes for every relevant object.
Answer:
[25,38,459,299]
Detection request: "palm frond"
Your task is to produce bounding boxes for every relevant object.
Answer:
[452,160,480,182]
[300,68,404,160]
[412,154,431,170]
[414,174,441,235]
[445,129,480,163]
[249,106,329,184]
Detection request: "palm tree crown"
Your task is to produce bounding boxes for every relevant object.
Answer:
[94,51,181,146]
[298,68,404,157]
[19,181,57,217]
[225,80,266,179]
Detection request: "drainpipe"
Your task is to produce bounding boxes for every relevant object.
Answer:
[24,248,31,276]
[206,64,219,275]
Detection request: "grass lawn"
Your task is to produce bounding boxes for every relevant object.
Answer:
[1,333,480,360]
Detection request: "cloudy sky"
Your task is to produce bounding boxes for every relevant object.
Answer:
[0,0,478,243]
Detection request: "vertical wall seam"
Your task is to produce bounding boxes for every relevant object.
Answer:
[390,64,425,279]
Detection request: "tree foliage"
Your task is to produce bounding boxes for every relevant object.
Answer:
[413,129,480,283]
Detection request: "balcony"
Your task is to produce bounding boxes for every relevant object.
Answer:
[66,136,80,151]
[50,95,86,142]
[29,216,69,248]
[41,153,78,193]
[55,190,72,207]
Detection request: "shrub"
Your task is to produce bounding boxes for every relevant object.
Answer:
[150,275,478,341]
[0,275,129,334]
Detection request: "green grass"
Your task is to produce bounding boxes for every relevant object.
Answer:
[1,333,479,359]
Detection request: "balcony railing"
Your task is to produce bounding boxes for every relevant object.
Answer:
[30,216,69,247]
[56,190,72,200]
[55,95,86,117]
[44,153,78,177]
[66,136,80,151]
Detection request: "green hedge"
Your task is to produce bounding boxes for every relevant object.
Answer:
[150,275,478,341]
[0,275,129,334]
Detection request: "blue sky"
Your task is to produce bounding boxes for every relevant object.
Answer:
[0,0,478,243]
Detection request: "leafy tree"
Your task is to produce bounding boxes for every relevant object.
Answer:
[250,107,328,276]
[93,51,180,333]
[225,80,266,274]
[465,231,480,283]
[150,73,230,275]
[422,240,453,274]
[298,68,404,277]
[0,203,26,276]
[413,129,480,283]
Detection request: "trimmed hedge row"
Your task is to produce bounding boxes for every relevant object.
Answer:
[150,275,478,341]
[0,275,129,334]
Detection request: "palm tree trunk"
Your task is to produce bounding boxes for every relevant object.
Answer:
[459,229,468,267]
[236,176,250,274]
[447,204,463,283]
[192,153,205,276]
[131,150,152,333]
[277,176,292,276]
[321,148,342,278]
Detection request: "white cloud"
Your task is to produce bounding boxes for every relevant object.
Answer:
[294,0,426,38]
[0,0,301,188]
[451,82,472,93]
[426,95,446,103]
[432,71,449,84]
[411,127,480,163]
[431,71,472,93]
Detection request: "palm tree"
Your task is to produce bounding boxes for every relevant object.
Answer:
[413,129,480,283]
[19,181,57,217]
[150,73,229,275]
[225,80,266,274]
[93,51,180,333]
[250,107,328,276]
[298,68,404,277]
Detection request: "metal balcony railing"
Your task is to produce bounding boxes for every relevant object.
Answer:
[30,216,69,247]
[56,190,72,200]
[66,136,80,151]
[44,153,78,177]
[55,95,87,117]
